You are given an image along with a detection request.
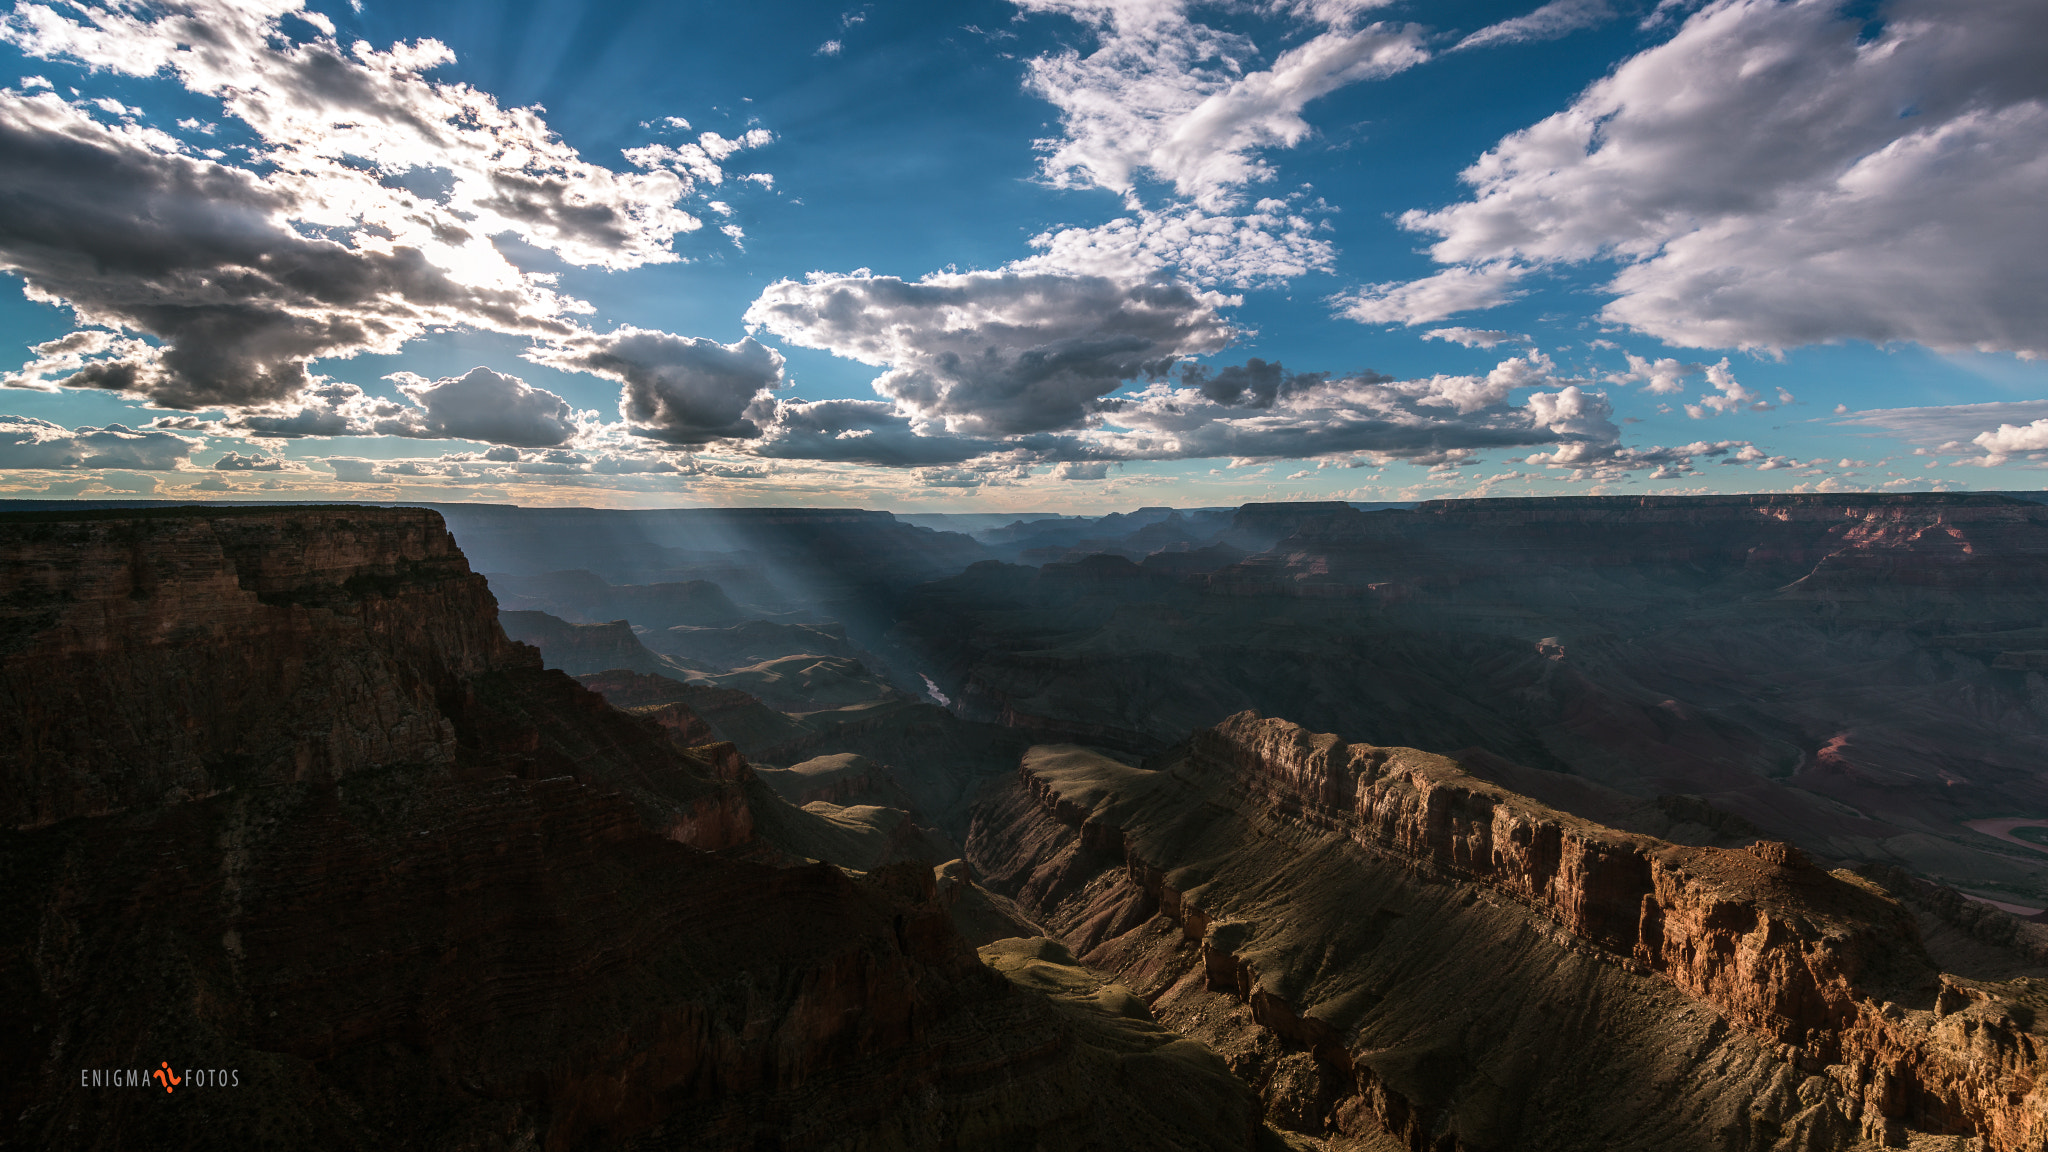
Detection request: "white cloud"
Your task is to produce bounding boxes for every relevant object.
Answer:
[212,451,285,471]
[1423,327,1532,349]
[1972,419,2048,463]
[744,269,1234,436]
[589,452,681,474]
[0,416,196,469]
[1014,199,1335,288]
[1455,0,1615,51]
[1079,350,1612,463]
[1394,0,2048,357]
[1053,460,1110,479]
[1332,263,1524,326]
[1015,0,1426,210]
[0,0,771,410]
[726,306,1752,481]
[386,367,581,447]
[816,39,843,56]
[918,466,988,488]
[1680,359,1763,418]
[1604,352,1696,396]
[219,368,583,447]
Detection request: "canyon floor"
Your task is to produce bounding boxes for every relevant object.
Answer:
[6,496,2048,1150]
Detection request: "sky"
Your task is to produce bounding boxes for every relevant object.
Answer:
[0,0,2043,512]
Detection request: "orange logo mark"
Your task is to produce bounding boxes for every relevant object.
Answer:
[152,1063,181,1094]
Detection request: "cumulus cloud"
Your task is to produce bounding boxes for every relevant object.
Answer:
[1971,420,2048,464]
[0,416,195,469]
[1016,0,1427,211]
[732,312,1743,479]
[747,398,996,466]
[1333,264,1524,326]
[1680,360,1766,418]
[215,367,583,447]
[385,367,579,447]
[1523,429,1757,481]
[1393,0,2048,357]
[0,0,770,409]
[1604,353,1697,396]
[917,466,989,488]
[1,328,162,392]
[1177,357,1338,408]
[1454,0,1615,51]
[1052,460,1110,480]
[1014,199,1336,288]
[325,450,562,482]
[745,270,1234,437]
[530,328,784,444]
[589,453,681,474]
[1423,327,1532,349]
[212,451,283,471]
[999,2,1426,295]
[1077,350,1611,463]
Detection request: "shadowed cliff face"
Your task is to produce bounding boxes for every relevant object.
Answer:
[0,506,1280,1152]
[904,494,2048,905]
[968,713,2048,1151]
[0,507,528,828]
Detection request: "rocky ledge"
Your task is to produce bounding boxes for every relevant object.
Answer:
[970,712,2048,1150]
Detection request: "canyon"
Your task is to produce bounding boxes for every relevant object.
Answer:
[7,494,2048,1149]
[0,506,1281,1151]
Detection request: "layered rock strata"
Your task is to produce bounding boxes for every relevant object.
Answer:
[0,507,1277,1152]
[903,495,2048,903]
[969,712,2048,1150]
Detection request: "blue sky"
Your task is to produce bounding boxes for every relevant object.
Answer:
[0,0,2043,511]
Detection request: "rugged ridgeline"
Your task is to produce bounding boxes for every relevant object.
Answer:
[1286,494,2048,602]
[0,507,1284,1152]
[498,609,705,678]
[907,494,2048,907]
[574,667,1037,838]
[968,713,2048,1151]
[429,504,987,613]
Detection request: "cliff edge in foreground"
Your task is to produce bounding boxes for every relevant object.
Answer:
[0,506,1280,1152]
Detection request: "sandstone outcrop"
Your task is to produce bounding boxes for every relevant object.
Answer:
[969,712,2048,1149]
